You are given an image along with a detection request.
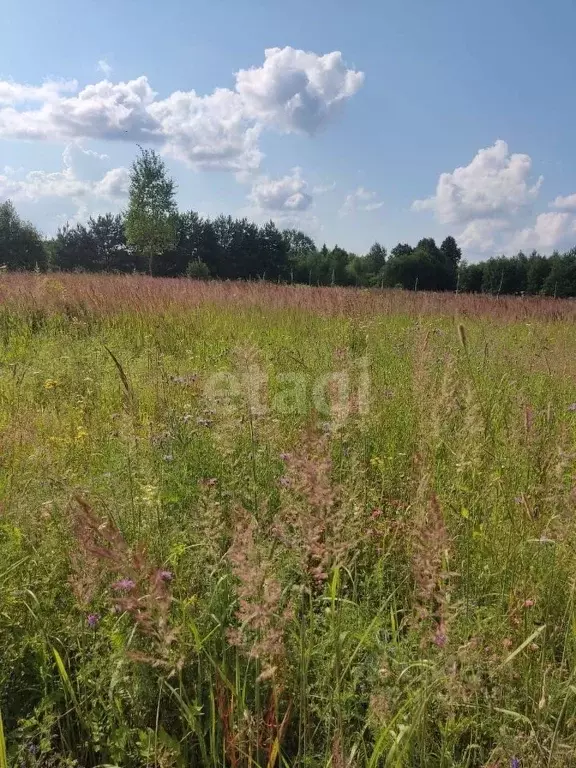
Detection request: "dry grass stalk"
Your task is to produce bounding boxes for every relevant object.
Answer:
[226,508,291,674]
[70,496,177,666]
[273,433,351,585]
[3,271,576,322]
[410,480,451,645]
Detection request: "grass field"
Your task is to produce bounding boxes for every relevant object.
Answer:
[2,273,576,767]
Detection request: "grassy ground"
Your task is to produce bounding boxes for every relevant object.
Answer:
[2,274,576,767]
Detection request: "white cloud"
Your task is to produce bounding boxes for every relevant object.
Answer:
[97,59,113,77]
[0,47,364,173]
[0,79,77,105]
[339,186,384,216]
[0,145,128,203]
[413,140,542,224]
[236,47,364,134]
[551,192,576,211]
[75,144,109,161]
[93,166,130,198]
[249,167,312,212]
[459,218,510,252]
[0,76,158,142]
[511,212,576,251]
[148,88,262,171]
[412,140,549,254]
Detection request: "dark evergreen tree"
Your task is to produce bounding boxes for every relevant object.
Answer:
[88,214,135,272]
[52,223,98,272]
[440,236,462,267]
[258,220,289,280]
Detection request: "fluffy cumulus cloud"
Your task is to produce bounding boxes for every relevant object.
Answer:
[339,186,384,216]
[0,47,363,173]
[249,167,312,212]
[412,140,551,252]
[458,218,510,252]
[148,88,262,172]
[236,47,364,134]
[511,212,576,251]
[0,144,128,203]
[413,140,542,225]
[0,76,158,143]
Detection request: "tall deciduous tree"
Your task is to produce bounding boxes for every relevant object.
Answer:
[0,200,46,270]
[365,242,387,284]
[125,147,177,276]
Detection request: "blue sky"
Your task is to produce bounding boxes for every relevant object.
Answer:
[2,0,576,259]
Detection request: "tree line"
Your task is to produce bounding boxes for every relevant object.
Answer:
[2,147,576,297]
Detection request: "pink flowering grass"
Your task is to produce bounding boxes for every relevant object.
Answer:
[1,275,576,766]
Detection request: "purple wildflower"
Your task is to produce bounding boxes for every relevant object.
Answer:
[511,759,520,768]
[568,403,576,412]
[279,452,291,461]
[159,570,173,582]
[433,622,447,647]
[196,417,213,427]
[112,578,136,592]
[279,476,290,488]
[87,613,99,629]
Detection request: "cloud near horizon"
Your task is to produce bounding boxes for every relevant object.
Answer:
[0,144,129,208]
[412,139,576,254]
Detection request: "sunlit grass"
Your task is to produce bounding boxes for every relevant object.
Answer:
[2,273,576,766]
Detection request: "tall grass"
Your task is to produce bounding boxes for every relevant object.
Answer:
[0,270,576,321]
[2,274,576,766]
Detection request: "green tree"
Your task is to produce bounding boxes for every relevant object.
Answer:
[283,229,317,282]
[365,242,387,285]
[481,254,528,295]
[0,200,46,270]
[125,147,177,276]
[440,236,462,267]
[88,214,135,272]
[390,243,414,260]
[542,250,576,297]
[458,261,484,293]
[186,259,211,279]
[161,211,206,277]
[212,215,261,279]
[526,250,551,294]
[52,223,97,272]
[258,220,289,280]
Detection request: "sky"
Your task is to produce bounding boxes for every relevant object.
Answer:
[2,0,576,261]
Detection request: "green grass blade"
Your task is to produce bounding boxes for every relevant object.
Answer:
[0,706,7,768]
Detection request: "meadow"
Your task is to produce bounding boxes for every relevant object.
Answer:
[2,273,576,767]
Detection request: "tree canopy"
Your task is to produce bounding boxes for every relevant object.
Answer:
[125,147,177,275]
[4,148,576,297]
